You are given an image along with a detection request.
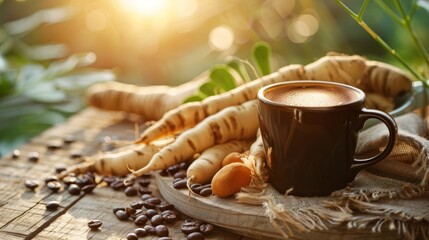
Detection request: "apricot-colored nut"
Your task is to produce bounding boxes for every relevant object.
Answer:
[212,162,251,198]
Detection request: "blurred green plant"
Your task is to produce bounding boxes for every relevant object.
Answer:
[183,42,271,103]
[336,0,429,83]
[0,6,115,157]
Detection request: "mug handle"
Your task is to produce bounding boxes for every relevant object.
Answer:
[351,108,398,174]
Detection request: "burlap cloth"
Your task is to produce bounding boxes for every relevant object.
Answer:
[237,112,429,239]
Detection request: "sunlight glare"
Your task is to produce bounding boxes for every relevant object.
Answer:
[86,8,109,32]
[209,25,235,51]
[118,0,168,16]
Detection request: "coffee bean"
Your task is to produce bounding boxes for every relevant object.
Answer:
[134,215,148,226]
[81,184,96,193]
[190,183,202,194]
[146,197,161,205]
[112,207,125,214]
[181,219,200,235]
[130,201,144,209]
[179,161,190,170]
[199,223,214,235]
[115,210,130,221]
[68,184,81,195]
[173,171,187,179]
[143,225,156,235]
[173,179,187,189]
[110,180,125,190]
[126,233,138,240]
[87,219,102,229]
[158,203,174,212]
[167,165,180,175]
[138,187,152,195]
[125,207,136,216]
[199,188,212,197]
[162,211,179,223]
[145,209,158,218]
[63,135,76,144]
[46,201,60,211]
[47,181,62,192]
[141,193,153,201]
[47,141,62,150]
[159,169,169,176]
[155,225,169,237]
[188,232,205,240]
[55,166,66,174]
[45,176,59,184]
[103,176,117,185]
[136,178,151,187]
[134,228,147,237]
[150,215,164,226]
[76,176,94,188]
[143,201,156,209]
[69,150,82,159]
[63,175,77,185]
[124,186,137,196]
[11,149,20,159]
[24,179,39,190]
[27,152,39,162]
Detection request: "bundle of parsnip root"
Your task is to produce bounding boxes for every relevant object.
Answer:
[60,54,412,198]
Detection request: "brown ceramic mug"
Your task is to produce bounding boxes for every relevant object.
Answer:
[257,80,397,196]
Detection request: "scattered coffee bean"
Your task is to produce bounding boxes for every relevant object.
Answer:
[145,209,158,218]
[69,151,82,159]
[179,161,190,170]
[46,141,62,150]
[188,232,205,240]
[141,194,152,201]
[45,176,59,184]
[46,201,60,211]
[134,228,147,237]
[27,152,39,162]
[81,184,96,193]
[112,207,125,214]
[115,210,130,221]
[138,187,152,195]
[63,135,76,144]
[103,176,117,185]
[167,165,180,175]
[155,225,169,237]
[68,184,81,195]
[190,183,202,194]
[199,188,212,197]
[136,178,151,187]
[173,179,187,189]
[143,200,156,209]
[62,175,77,185]
[11,149,20,159]
[55,166,66,174]
[130,201,144,209]
[134,215,148,226]
[125,207,136,216]
[126,232,138,240]
[110,180,125,190]
[124,186,137,196]
[24,179,39,190]
[162,210,180,223]
[47,181,62,192]
[143,225,156,235]
[146,197,161,205]
[173,171,187,179]
[76,176,94,187]
[181,219,200,235]
[150,214,164,226]
[158,203,174,212]
[87,219,102,230]
[199,223,214,235]
[159,169,169,176]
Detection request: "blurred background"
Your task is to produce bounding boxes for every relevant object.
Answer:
[0,0,428,156]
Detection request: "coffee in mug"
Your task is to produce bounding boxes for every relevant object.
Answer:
[257,81,397,196]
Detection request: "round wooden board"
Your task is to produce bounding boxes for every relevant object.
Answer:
[155,174,399,240]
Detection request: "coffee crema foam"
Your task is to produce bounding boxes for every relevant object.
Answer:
[264,85,360,107]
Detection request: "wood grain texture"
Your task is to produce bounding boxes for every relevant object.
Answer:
[0,108,243,239]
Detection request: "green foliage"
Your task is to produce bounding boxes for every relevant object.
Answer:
[183,41,272,103]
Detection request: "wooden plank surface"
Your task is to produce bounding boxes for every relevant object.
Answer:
[0,108,245,240]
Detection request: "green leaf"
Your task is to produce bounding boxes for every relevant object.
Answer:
[199,82,217,96]
[227,58,251,82]
[209,65,237,92]
[45,52,97,78]
[418,0,429,12]
[0,70,17,97]
[251,41,272,76]
[55,70,115,94]
[24,82,68,103]
[183,95,205,103]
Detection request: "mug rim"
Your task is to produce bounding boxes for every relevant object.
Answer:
[257,80,366,111]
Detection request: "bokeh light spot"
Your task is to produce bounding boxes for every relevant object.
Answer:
[118,0,168,17]
[209,25,234,51]
[86,9,109,32]
[175,0,198,18]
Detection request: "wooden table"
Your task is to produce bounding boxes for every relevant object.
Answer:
[0,108,247,240]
